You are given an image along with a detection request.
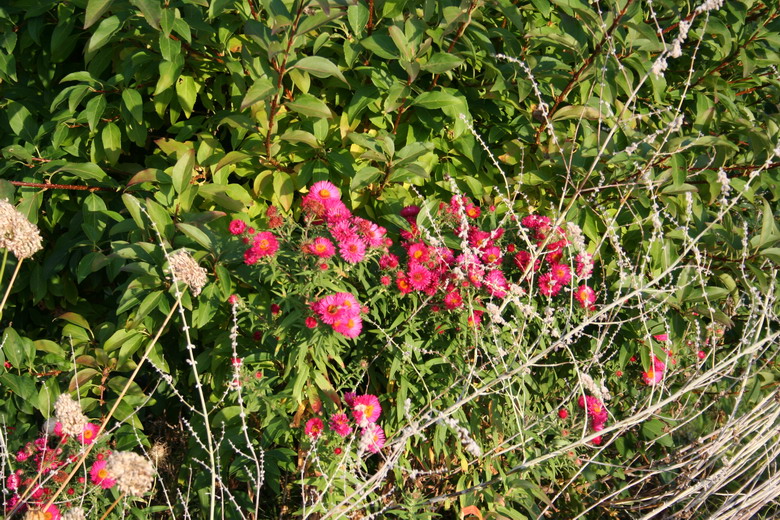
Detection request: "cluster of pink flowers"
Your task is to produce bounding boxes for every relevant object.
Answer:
[303,392,385,454]
[379,198,598,319]
[300,181,388,265]
[310,292,364,338]
[577,395,608,445]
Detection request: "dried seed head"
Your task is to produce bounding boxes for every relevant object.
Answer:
[168,250,208,297]
[0,200,43,260]
[149,441,170,467]
[54,394,88,436]
[105,451,155,496]
[62,507,86,520]
[24,511,46,520]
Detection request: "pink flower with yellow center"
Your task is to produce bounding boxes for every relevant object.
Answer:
[78,423,99,445]
[339,238,366,263]
[352,394,381,427]
[361,423,385,454]
[90,459,116,489]
[333,316,362,338]
[550,263,571,285]
[574,285,596,310]
[308,237,335,258]
[310,181,340,204]
[329,413,352,437]
[304,418,324,439]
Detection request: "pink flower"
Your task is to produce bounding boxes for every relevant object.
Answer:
[90,459,116,489]
[379,253,399,270]
[42,505,61,520]
[484,269,508,298]
[252,232,279,257]
[697,350,706,360]
[231,357,242,367]
[310,181,341,205]
[329,220,358,242]
[344,392,357,408]
[362,222,387,247]
[481,246,502,266]
[408,264,432,291]
[575,253,593,278]
[78,423,99,445]
[329,413,352,437]
[558,409,568,419]
[549,263,572,285]
[229,219,247,235]
[443,289,463,310]
[468,310,483,328]
[380,275,391,285]
[653,334,669,342]
[400,205,420,222]
[312,293,360,325]
[396,272,412,294]
[333,316,363,338]
[465,204,481,219]
[6,472,20,491]
[361,423,385,454]
[538,272,562,297]
[582,396,608,427]
[352,394,381,426]
[305,316,318,328]
[574,285,596,310]
[513,250,539,273]
[339,238,366,263]
[307,237,336,258]
[228,294,239,305]
[304,418,324,439]
[407,242,429,264]
[642,358,666,386]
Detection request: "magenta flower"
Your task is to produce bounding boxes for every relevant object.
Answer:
[78,423,99,445]
[304,417,324,439]
[484,269,508,298]
[653,334,669,342]
[408,264,432,291]
[379,253,399,270]
[574,285,596,310]
[352,394,381,427]
[90,459,116,489]
[549,263,572,285]
[407,242,429,264]
[443,289,463,310]
[344,392,357,408]
[481,246,502,266]
[252,232,279,257]
[309,181,341,205]
[329,413,352,437]
[361,423,385,454]
[229,219,247,235]
[538,272,562,296]
[308,237,336,258]
[333,316,363,338]
[339,238,366,263]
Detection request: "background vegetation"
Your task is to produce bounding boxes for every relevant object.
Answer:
[1,0,779,518]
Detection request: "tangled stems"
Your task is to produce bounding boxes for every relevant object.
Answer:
[37,297,182,514]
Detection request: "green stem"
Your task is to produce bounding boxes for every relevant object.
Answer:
[0,259,22,322]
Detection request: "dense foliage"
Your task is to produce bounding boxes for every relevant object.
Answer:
[1,0,779,518]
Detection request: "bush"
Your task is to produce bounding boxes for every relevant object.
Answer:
[1,0,779,518]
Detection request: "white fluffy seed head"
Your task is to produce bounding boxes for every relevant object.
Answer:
[0,200,43,260]
[169,250,208,297]
[54,394,88,436]
[105,451,156,496]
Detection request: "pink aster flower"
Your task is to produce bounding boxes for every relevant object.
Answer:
[642,357,666,386]
[576,253,593,278]
[574,285,596,310]
[90,459,116,489]
[484,269,508,298]
[408,264,432,291]
[443,289,463,310]
[360,423,385,454]
[329,220,358,242]
[305,316,318,328]
[379,253,399,270]
[308,237,336,258]
[465,204,481,219]
[407,242,429,264]
[245,232,279,263]
[310,181,341,205]
[362,223,387,247]
[400,205,420,223]
[513,250,540,273]
[229,219,247,235]
[339,238,366,263]
[344,392,357,408]
[324,200,352,223]
[352,394,381,427]
[304,417,324,439]
[538,272,562,296]
[329,413,352,437]
[481,246,502,266]
[41,504,61,520]
[78,423,99,445]
[333,316,363,338]
[549,263,572,285]
[653,334,669,342]
[396,272,412,294]
[6,472,20,491]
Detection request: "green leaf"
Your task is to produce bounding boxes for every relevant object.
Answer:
[87,15,121,55]
[347,3,369,36]
[291,56,347,84]
[84,0,114,29]
[274,171,294,212]
[102,122,122,164]
[56,163,118,187]
[129,0,162,30]
[550,105,602,121]
[360,35,399,59]
[0,373,36,401]
[122,88,144,124]
[3,328,27,368]
[85,94,107,132]
[215,151,251,173]
[350,166,382,190]
[421,53,464,74]
[6,101,37,142]
[171,148,195,194]
[177,223,213,250]
[280,130,319,148]
[241,76,276,110]
[760,247,780,265]
[410,91,460,110]
[285,94,331,119]
[128,290,164,328]
[176,75,199,117]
